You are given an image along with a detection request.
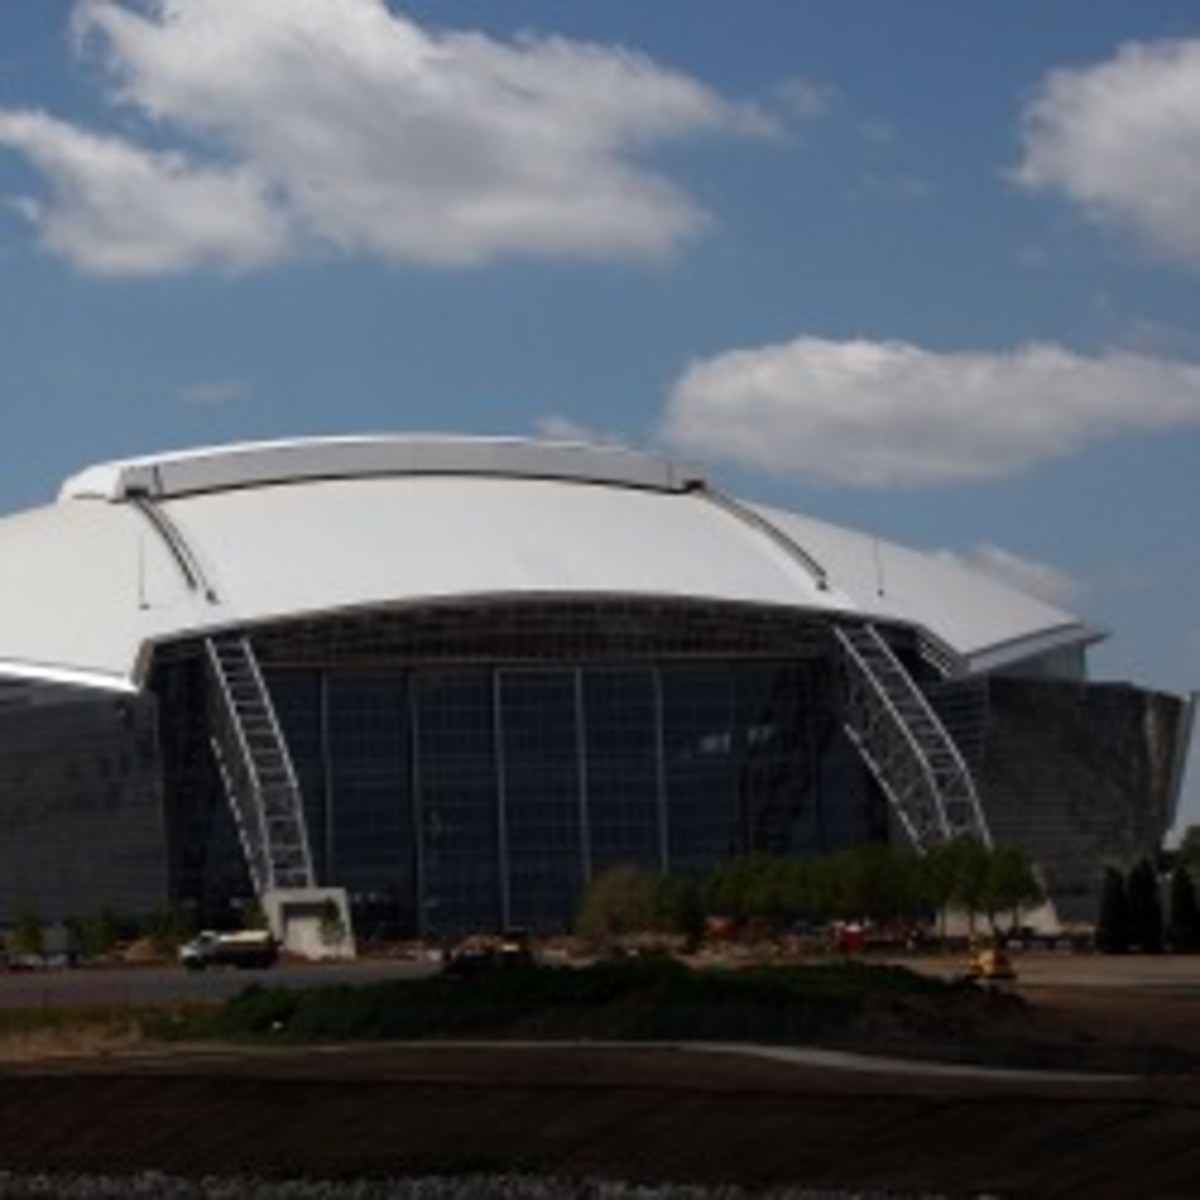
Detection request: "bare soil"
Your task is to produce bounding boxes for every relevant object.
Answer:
[1,964,1199,1197]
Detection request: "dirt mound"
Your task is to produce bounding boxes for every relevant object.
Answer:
[1,1044,1198,1197]
[3,969,1200,1195]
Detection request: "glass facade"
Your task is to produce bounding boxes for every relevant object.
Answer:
[413,671,501,941]
[145,601,882,936]
[0,600,1178,936]
[0,690,166,921]
[234,656,856,937]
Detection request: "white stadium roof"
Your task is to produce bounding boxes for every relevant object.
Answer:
[0,435,1093,692]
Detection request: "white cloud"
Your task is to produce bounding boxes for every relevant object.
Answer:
[0,0,764,275]
[661,335,1200,487]
[534,413,631,448]
[0,110,285,275]
[1016,37,1200,268]
[775,77,835,122]
[935,543,1083,608]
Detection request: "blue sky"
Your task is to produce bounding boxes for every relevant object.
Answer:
[1,2,1198,829]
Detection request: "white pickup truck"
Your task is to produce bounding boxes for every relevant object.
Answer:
[179,929,278,970]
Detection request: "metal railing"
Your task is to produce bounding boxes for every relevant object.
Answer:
[834,623,990,850]
[206,634,316,895]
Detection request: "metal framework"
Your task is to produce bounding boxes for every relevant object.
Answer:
[833,622,990,850]
[245,597,831,669]
[205,634,316,895]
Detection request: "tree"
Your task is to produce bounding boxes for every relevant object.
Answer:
[10,904,45,960]
[147,906,198,956]
[918,841,963,941]
[1095,866,1130,953]
[980,846,1044,937]
[1126,859,1164,953]
[706,853,794,927]
[825,844,922,927]
[920,836,992,937]
[652,874,704,948]
[319,897,348,948]
[576,865,663,945]
[78,906,122,960]
[1167,864,1200,952]
[1177,826,1200,875]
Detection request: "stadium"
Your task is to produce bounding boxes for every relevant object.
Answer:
[0,435,1190,947]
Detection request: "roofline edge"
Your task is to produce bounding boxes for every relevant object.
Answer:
[59,435,706,503]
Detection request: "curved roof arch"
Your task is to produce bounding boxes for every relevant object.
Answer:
[0,435,1095,691]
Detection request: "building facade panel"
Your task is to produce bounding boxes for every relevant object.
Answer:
[0,691,167,922]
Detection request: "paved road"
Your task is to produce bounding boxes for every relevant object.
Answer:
[6,949,1200,1010]
[0,958,440,1010]
[902,948,1200,991]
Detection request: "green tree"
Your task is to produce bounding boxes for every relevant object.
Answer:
[1126,858,1164,953]
[576,865,662,945]
[917,836,991,937]
[79,906,122,959]
[918,841,964,941]
[652,874,704,945]
[319,897,348,947]
[706,853,794,927]
[1095,866,1131,953]
[980,846,1044,937]
[10,904,45,960]
[1177,826,1200,874]
[825,845,922,927]
[1167,864,1200,952]
[147,906,197,956]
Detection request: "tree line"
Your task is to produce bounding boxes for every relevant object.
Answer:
[1095,859,1200,953]
[576,838,1044,946]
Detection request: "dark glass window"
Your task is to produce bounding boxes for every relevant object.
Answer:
[266,671,327,878]
[0,694,166,921]
[584,669,661,873]
[501,670,583,931]
[662,667,738,874]
[413,670,500,938]
[733,665,809,854]
[149,627,852,935]
[326,674,413,928]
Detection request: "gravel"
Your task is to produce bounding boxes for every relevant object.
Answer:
[0,1173,946,1199]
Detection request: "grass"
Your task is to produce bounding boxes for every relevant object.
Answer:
[141,957,959,1047]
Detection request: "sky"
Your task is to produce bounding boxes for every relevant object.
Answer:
[0,1,1197,829]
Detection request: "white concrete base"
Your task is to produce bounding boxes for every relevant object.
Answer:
[263,887,356,960]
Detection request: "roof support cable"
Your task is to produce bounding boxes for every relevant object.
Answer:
[128,490,219,603]
[698,486,830,592]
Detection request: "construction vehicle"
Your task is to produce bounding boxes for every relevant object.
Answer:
[442,929,536,978]
[179,929,278,970]
[964,944,1017,983]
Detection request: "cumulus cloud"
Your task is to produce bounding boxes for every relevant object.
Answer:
[0,0,763,274]
[935,543,1084,608]
[1016,37,1200,268]
[0,110,285,275]
[661,335,1200,487]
